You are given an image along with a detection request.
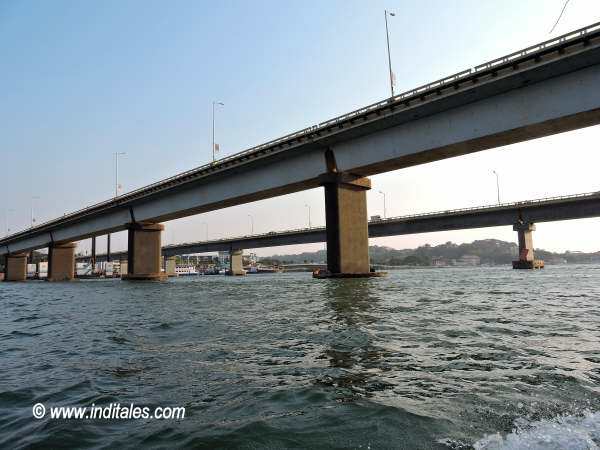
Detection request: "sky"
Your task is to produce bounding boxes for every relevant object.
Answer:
[2,0,600,256]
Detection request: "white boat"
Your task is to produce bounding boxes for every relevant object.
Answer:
[175,265,199,276]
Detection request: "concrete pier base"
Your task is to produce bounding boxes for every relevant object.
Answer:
[512,222,544,270]
[227,249,246,276]
[48,242,76,281]
[4,253,28,281]
[321,175,381,278]
[165,256,178,277]
[122,222,167,281]
[119,259,128,277]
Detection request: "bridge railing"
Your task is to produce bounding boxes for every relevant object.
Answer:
[4,21,600,241]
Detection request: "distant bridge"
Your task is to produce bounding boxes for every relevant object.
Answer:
[77,191,600,262]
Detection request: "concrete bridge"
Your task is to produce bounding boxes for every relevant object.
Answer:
[77,191,600,271]
[3,22,600,280]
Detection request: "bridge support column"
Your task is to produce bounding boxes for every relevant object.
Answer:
[48,242,76,281]
[321,175,377,277]
[119,258,128,277]
[166,256,178,277]
[227,249,246,276]
[4,253,28,281]
[512,223,543,269]
[122,222,167,281]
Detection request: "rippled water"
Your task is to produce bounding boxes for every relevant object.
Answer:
[2,265,600,449]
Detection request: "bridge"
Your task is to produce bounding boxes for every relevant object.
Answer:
[3,22,600,280]
[76,191,600,271]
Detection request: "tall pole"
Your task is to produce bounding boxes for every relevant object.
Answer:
[378,190,387,219]
[384,10,396,97]
[492,170,501,204]
[248,214,254,234]
[30,196,40,228]
[4,208,14,237]
[212,101,224,162]
[305,204,311,228]
[114,152,126,198]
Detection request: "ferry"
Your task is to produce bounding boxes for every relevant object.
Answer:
[175,265,199,276]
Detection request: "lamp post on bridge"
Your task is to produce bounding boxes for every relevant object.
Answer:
[305,204,312,229]
[492,170,501,204]
[384,10,396,97]
[212,101,225,163]
[30,196,40,228]
[114,152,126,198]
[378,190,387,219]
[4,208,14,237]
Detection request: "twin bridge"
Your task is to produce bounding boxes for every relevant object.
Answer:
[3,22,600,281]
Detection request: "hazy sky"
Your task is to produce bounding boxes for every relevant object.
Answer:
[2,0,600,256]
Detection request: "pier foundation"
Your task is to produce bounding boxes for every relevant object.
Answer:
[48,242,76,281]
[4,253,28,281]
[166,256,178,277]
[320,175,379,278]
[228,249,246,276]
[512,223,544,269]
[122,222,167,281]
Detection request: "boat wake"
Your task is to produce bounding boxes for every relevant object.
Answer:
[473,411,600,450]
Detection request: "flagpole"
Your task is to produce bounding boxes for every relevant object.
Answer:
[212,101,224,163]
[385,10,395,97]
[212,101,215,162]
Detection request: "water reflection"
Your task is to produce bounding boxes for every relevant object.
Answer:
[317,279,392,398]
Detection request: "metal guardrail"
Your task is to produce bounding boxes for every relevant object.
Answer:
[162,191,600,250]
[4,21,600,242]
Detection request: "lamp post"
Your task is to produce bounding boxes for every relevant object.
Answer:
[114,152,126,197]
[305,204,312,228]
[492,170,501,204]
[30,196,40,228]
[212,101,225,162]
[378,190,387,219]
[201,222,209,241]
[247,214,254,234]
[384,10,396,97]
[4,208,14,237]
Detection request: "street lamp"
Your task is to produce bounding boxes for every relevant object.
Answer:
[492,170,501,204]
[212,101,225,162]
[30,196,40,228]
[247,214,254,234]
[305,204,312,228]
[201,222,209,241]
[4,208,14,237]
[114,152,126,197]
[384,10,396,97]
[378,190,387,219]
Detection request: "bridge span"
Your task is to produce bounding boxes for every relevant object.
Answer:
[3,22,600,280]
[77,191,600,270]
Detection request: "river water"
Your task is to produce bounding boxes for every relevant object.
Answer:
[2,266,600,449]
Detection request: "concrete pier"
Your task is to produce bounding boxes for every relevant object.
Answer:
[322,175,374,277]
[512,223,544,269]
[165,256,177,277]
[228,249,246,276]
[4,253,28,281]
[48,242,76,281]
[122,222,167,281]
